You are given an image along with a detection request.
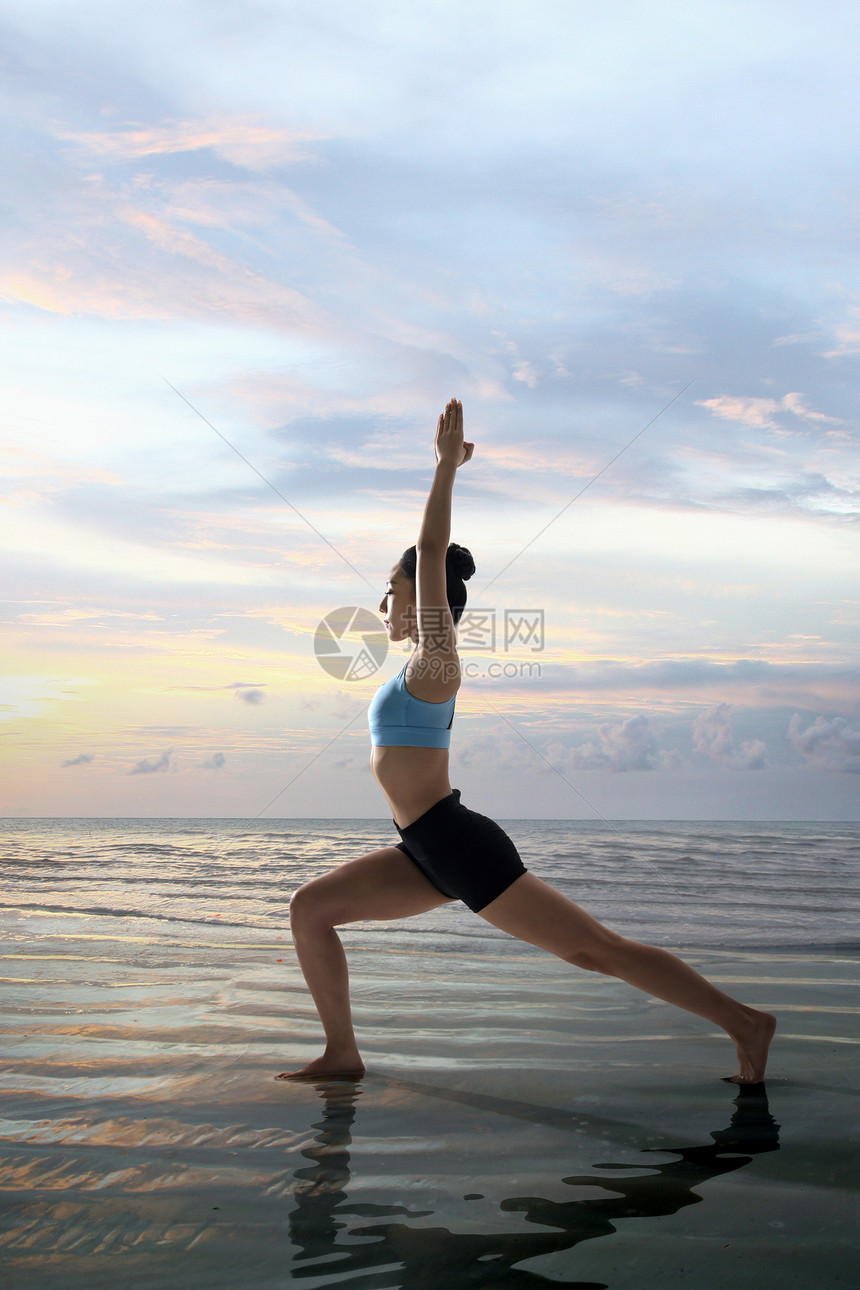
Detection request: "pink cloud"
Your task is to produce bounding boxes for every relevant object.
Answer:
[57,117,328,170]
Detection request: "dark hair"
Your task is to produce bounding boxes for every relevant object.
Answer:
[398,542,476,625]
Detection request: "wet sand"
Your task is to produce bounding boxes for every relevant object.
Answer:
[1,906,858,1288]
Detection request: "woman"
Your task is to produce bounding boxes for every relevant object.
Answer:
[279,399,776,1084]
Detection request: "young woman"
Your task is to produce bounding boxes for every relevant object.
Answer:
[279,399,776,1084]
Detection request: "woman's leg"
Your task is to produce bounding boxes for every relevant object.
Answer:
[278,846,455,1079]
[479,872,776,1083]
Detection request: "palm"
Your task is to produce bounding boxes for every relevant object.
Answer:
[435,398,474,466]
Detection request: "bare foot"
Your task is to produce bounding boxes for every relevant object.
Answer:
[275,1051,366,1081]
[721,1008,777,1084]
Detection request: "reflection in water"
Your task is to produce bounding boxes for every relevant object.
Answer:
[289,1081,358,1260]
[287,1079,780,1289]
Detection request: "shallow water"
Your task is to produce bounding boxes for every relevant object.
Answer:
[1,819,858,1287]
[3,817,859,951]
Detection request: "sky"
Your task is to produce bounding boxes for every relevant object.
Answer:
[1,0,858,819]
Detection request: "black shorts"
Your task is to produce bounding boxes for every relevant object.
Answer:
[393,788,527,913]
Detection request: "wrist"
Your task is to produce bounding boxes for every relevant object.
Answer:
[434,457,458,478]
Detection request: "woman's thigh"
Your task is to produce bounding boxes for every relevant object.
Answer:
[476,871,621,964]
[290,846,456,927]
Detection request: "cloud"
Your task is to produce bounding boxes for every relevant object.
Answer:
[329,751,368,771]
[572,660,780,691]
[57,117,327,170]
[129,749,173,775]
[822,307,860,358]
[61,752,94,767]
[500,660,860,713]
[0,0,857,826]
[454,733,528,771]
[692,705,767,770]
[788,715,860,773]
[180,681,270,695]
[512,360,538,388]
[696,396,782,429]
[0,143,337,334]
[235,687,265,705]
[199,752,226,769]
[737,742,769,771]
[567,714,666,772]
[780,392,842,425]
[696,392,843,437]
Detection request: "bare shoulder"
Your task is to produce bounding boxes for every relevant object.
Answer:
[404,648,461,703]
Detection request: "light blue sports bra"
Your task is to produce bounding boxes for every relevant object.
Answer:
[368,659,456,748]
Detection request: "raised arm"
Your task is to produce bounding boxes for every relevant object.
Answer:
[418,400,473,545]
[412,400,474,673]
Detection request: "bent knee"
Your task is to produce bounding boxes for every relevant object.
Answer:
[288,882,329,929]
[564,930,624,974]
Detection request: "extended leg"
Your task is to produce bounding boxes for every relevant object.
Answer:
[479,873,776,1083]
[278,846,454,1079]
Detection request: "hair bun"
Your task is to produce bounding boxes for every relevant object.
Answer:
[447,542,476,582]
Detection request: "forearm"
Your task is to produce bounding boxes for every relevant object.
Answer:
[416,460,456,550]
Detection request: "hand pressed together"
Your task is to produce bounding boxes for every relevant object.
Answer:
[435,398,474,468]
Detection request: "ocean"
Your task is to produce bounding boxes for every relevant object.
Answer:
[1,817,858,1288]
[3,816,858,952]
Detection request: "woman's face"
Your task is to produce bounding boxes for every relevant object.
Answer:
[378,565,418,643]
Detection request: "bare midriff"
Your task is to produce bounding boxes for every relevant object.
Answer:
[370,745,453,830]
